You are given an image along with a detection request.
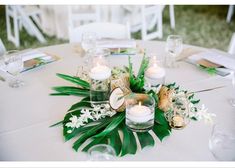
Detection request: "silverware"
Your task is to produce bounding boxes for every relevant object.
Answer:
[191,85,226,94]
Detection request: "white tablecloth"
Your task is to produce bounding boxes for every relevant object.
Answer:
[0,41,234,161]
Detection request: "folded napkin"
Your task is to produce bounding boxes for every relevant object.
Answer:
[96,39,137,55]
[185,50,235,76]
[0,50,60,74]
[187,51,235,70]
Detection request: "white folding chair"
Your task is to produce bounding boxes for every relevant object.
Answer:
[69,22,130,43]
[6,5,46,47]
[227,5,234,23]
[68,5,101,35]
[228,33,235,55]
[123,5,175,40]
[0,39,6,57]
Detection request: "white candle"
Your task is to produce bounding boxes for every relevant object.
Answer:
[89,63,111,80]
[127,102,153,123]
[145,63,165,79]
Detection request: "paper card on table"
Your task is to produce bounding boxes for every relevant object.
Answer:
[197,59,223,68]
[187,51,235,70]
[21,52,60,73]
[96,39,137,55]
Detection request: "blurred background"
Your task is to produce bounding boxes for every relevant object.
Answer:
[0,5,234,51]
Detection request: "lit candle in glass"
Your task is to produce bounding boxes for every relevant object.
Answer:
[89,62,111,81]
[145,56,165,86]
[89,49,111,106]
[126,93,155,132]
[128,102,152,123]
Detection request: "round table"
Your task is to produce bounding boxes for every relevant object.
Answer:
[0,41,234,161]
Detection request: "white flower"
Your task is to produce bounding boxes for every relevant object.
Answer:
[93,112,102,121]
[75,117,85,128]
[93,105,101,111]
[194,104,216,125]
[104,104,110,110]
[107,110,116,117]
[65,115,78,128]
[81,109,93,121]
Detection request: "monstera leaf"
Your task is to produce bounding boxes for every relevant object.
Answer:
[51,73,172,156]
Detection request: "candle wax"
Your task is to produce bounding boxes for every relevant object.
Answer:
[127,104,153,123]
[89,64,111,80]
[145,65,165,79]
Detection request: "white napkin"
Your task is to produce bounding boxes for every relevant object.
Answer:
[96,39,136,49]
[187,51,235,70]
[21,50,48,62]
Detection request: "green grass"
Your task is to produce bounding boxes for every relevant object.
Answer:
[0,5,234,51]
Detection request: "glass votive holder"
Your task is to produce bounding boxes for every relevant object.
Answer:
[87,144,116,161]
[125,93,155,132]
[145,56,166,87]
[164,94,190,130]
[89,49,111,106]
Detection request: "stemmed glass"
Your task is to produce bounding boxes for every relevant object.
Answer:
[165,35,183,68]
[3,50,24,88]
[229,71,235,107]
[81,32,97,63]
[80,32,97,74]
[209,124,235,161]
[87,144,116,161]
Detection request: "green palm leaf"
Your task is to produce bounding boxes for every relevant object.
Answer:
[121,123,137,156]
[52,86,90,97]
[108,129,122,156]
[56,73,90,89]
[137,132,155,149]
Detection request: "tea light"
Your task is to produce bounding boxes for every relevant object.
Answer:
[89,63,111,80]
[172,115,185,128]
[127,102,152,123]
[145,63,165,80]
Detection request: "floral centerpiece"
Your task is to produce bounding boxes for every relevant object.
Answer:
[50,54,215,156]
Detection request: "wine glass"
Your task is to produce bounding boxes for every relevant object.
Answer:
[3,50,24,88]
[165,35,183,68]
[87,144,116,161]
[81,32,97,54]
[209,124,235,161]
[229,71,235,107]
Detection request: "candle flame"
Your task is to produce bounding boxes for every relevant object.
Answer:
[138,101,142,106]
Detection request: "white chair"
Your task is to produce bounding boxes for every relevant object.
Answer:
[228,33,235,55]
[227,5,234,23]
[6,5,46,47]
[123,5,175,40]
[68,5,101,32]
[69,22,130,43]
[0,39,6,57]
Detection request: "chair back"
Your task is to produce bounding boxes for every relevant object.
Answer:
[0,39,6,57]
[69,22,130,43]
[228,33,235,55]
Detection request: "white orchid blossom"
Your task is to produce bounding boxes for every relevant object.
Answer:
[65,104,116,133]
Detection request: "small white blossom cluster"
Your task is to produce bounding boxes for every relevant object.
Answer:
[189,104,216,125]
[65,104,116,134]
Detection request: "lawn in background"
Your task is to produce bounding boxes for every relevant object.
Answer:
[0,5,234,51]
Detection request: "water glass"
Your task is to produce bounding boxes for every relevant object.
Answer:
[165,35,183,68]
[209,124,235,161]
[3,51,24,88]
[87,144,116,161]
